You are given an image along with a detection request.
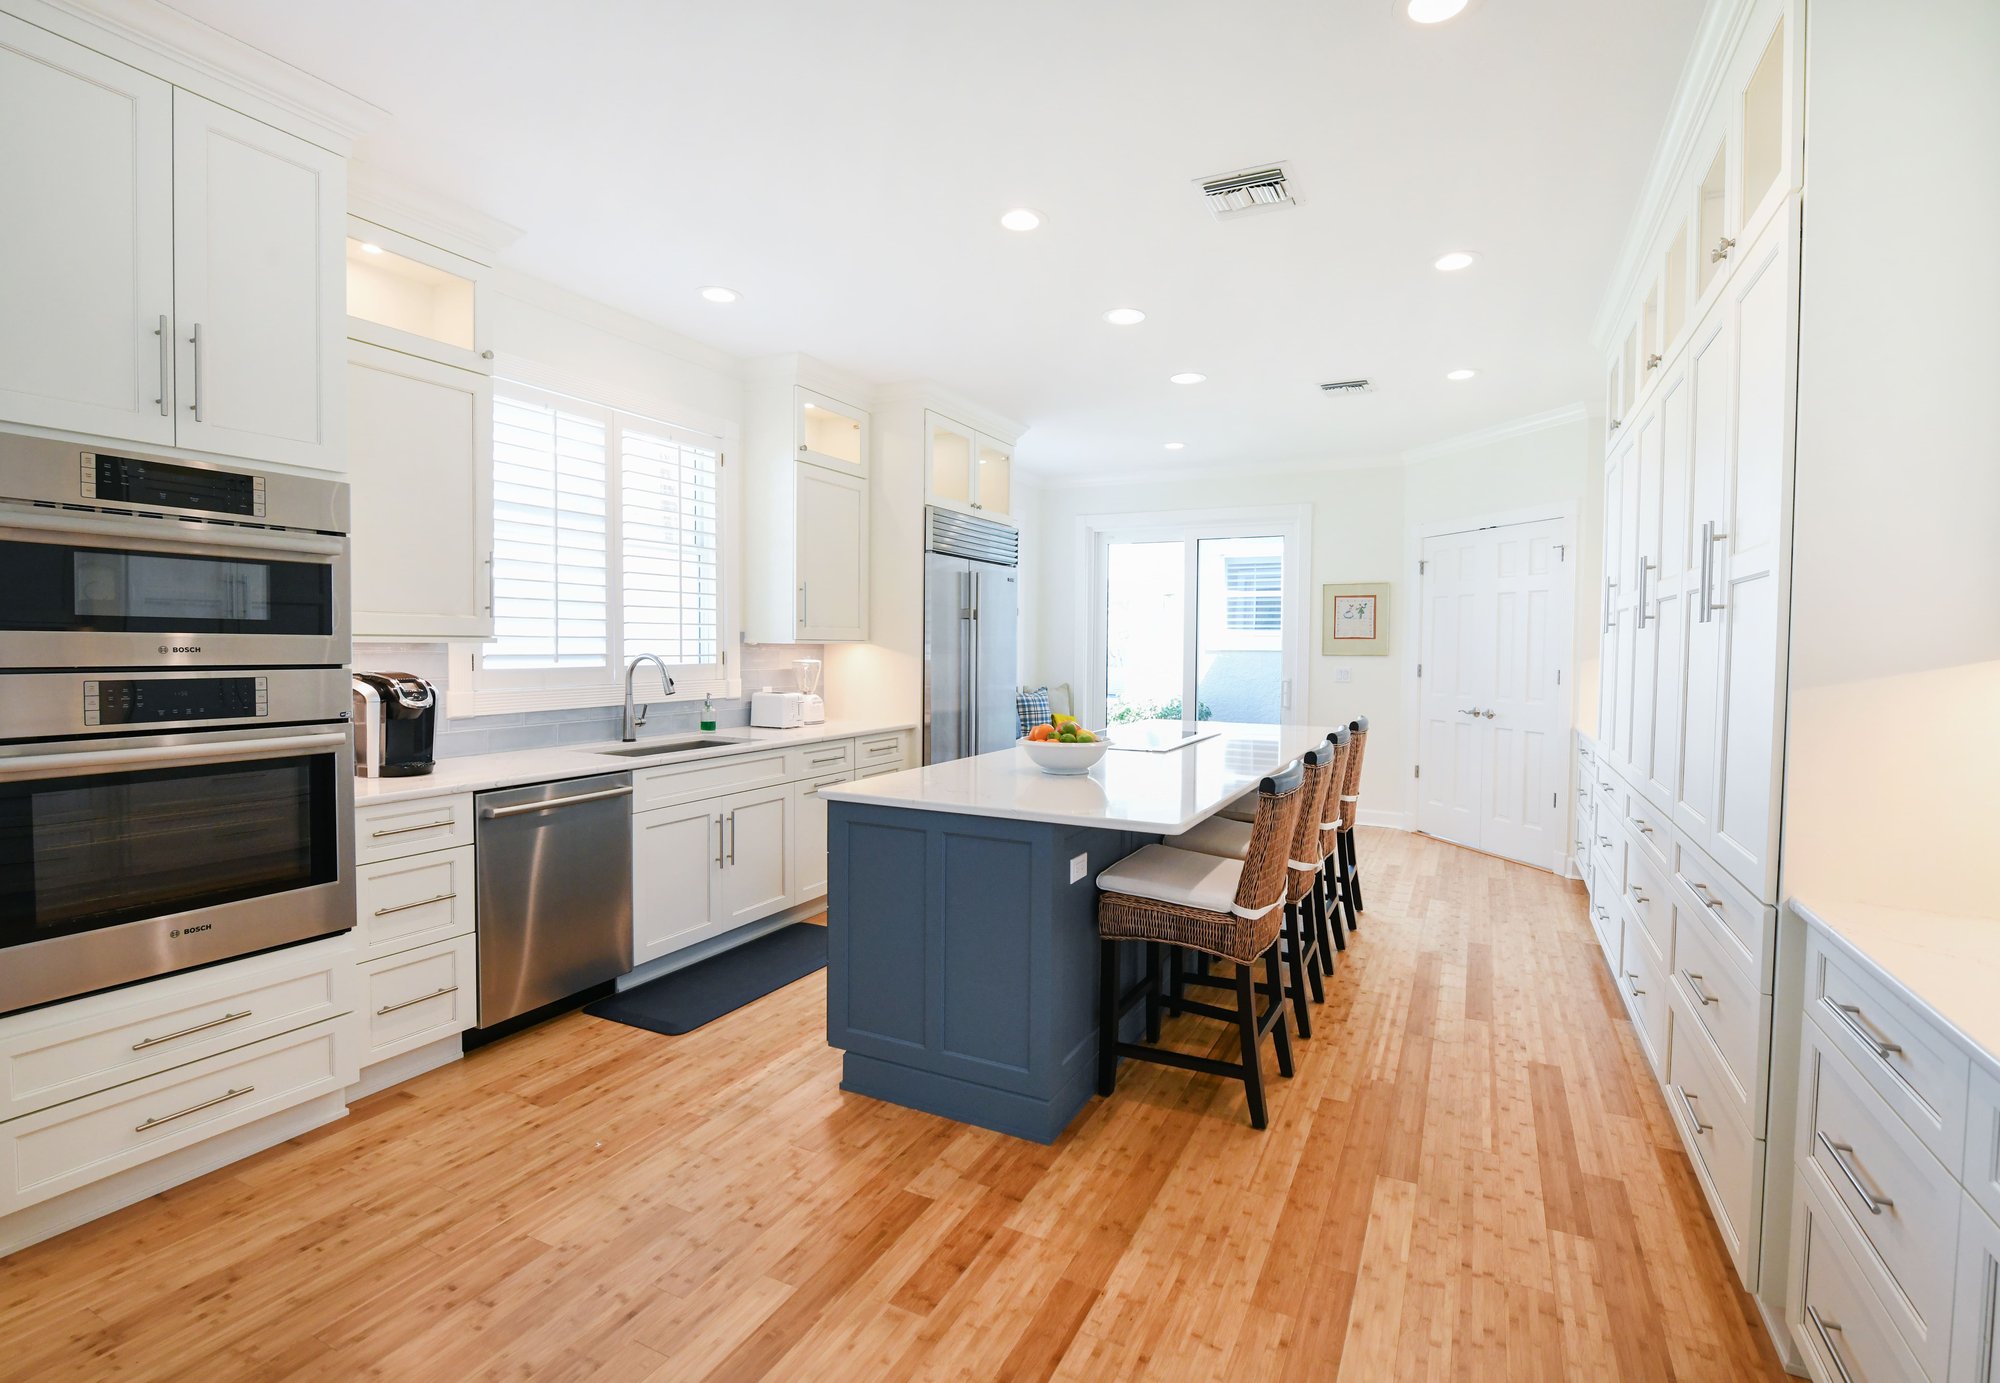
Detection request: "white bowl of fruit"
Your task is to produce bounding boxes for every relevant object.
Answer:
[1019,718,1110,775]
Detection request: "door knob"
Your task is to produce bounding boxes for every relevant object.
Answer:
[1481,709,1495,719]
[1459,708,1481,716]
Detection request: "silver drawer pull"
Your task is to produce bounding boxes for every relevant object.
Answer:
[1817,1130,1894,1214]
[135,1083,253,1132]
[1625,972,1645,997]
[1674,1085,1712,1133]
[372,817,455,838]
[1634,819,1655,834]
[1806,1304,1858,1383]
[1681,971,1718,1007]
[132,1009,251,1051]
[374,891,458,918]
[866,743,897,755]
[1685,878,1726,912]
[1597,835,1611,847]
[1630,885,1650,904]
[809,753,845,766]
[1825,998,1903,1060]
[377,985,457,1016]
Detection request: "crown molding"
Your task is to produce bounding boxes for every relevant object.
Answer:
[874,379,1029,444]
[348,166,521,266]
[16,0,390,153]
[1398,402,1590,464]
[1588,0,1762,351]
[488,268,745,382]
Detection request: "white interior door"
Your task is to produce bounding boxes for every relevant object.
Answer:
[1415,516,1575,869]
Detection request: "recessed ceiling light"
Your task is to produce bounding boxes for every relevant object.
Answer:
[999,208,1043,232]
[700,285,739,303]
[359,242,384,255]
[1164,442,1186,451]
[1433,251,1477,272]
[1169,372,1207,385]
[1446,368,1478,381]
[1103,307,1146,326]
[1403,0,1471,23]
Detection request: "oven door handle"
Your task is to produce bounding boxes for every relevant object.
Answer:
[0,500,345,558]
[0,730,349,780]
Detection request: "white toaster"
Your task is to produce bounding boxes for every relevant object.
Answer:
[750,690,806,728]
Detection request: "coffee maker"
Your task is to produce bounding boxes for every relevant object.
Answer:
[351,672,438,777]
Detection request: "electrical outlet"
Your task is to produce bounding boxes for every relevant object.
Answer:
[1070,853,1089,884]
[1334,667,1353,685]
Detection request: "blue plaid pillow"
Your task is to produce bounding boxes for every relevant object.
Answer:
[1015,686,1051,739]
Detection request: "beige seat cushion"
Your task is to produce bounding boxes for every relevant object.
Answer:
[1218,792,1258,822]
[1097,844,1274,920]
[1174,815,1253,859]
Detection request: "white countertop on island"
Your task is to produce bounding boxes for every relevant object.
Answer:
[353,719,917,806]
[816,722,1332,834]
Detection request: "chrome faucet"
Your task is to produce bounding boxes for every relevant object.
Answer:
[621,653,674,742]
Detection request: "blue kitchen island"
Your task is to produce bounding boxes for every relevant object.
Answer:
[819,723,1326,1142]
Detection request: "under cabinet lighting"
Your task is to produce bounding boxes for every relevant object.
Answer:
[359,242,384,255]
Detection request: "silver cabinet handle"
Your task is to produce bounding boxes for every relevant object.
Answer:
[1597,835,1611,848]
[1698,520,1729,620]
[481,785,633,819]
[1624,972,1645,997]
[798,582,808,629]
[372,817,455,838]
[1674,1085,1712,1133]
[1634,818,1655,834]
[1645,353,1662,372]
[1681,971,1718,1007]
[135,1083,253,1132]
[715,814,724,868]
[1629,885,1650,904]
[1603,576,1617,633]
[1635,552,1653,629]
[809,752,845,766]
[866,741,897,756]
[154,314,170,415]
[132,1009,251,1051]
[1816,1130,1893,1214]
[187,322,204,421]
[1710,236,1736,264]
[1806,1305,1858,1383]
[1685,878,1726,912]
[377,985,456,1016]
[373,891,457,918]
[726,809,736,865]
[1825,999,1903,1060]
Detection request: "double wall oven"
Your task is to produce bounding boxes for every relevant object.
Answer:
[0,431,354,1016]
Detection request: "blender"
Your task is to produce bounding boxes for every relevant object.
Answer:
[794,658,825,724]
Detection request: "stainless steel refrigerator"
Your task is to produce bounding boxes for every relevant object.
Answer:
[924,508,1019,765]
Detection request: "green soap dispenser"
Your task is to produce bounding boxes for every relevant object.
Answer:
[700,693,717,733]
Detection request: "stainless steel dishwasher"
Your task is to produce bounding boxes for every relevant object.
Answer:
[475,771,633,1026]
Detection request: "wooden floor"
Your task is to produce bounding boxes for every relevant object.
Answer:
[0,829,1788,1382]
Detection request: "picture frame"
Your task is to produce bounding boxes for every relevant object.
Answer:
[1321,582,1389,656]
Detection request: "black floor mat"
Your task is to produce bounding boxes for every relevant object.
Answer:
[583,923,827,1036]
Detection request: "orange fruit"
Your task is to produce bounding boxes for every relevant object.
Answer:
[1028,724,1053,742]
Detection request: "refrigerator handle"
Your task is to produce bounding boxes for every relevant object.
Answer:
[967,569,980,755]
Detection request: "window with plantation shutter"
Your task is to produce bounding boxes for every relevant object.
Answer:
[620,426,719,664]
[487,394,610,669]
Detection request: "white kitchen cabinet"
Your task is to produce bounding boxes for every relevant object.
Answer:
[745,361,873,645]
[345,217,487,372]
[0,13,175,446]
[631,800,725,968]
[797,387,869,474]
[1636,368,1691,813]
[171,90,345,471]
[717,784,794,928]
[793,770,853,901]
[346,342,494,640]
[795,462,869,641]
[924,409,1017,523]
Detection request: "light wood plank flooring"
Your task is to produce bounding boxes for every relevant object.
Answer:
[0,829,1787,1381]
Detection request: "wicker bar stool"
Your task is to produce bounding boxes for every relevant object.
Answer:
[1169,744,1334,1036]
[1095,761,1305,1129]
[1309,728,1352,971]
[1334,716,1370,933]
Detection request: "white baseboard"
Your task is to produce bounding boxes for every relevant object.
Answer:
[1357,808,1413,831]
[0,1092,347,1258]
[347,1034,463,1102]
[614,896,827,991]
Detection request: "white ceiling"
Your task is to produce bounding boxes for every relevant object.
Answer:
[166,0,1704,474]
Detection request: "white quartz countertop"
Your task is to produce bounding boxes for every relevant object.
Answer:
[817,722,1333,834]
[353,720,916,806]
[1792,896,2000,1081]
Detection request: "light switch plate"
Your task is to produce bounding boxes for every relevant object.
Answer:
[1334,667,1353,685]
[1070,853,1089,884]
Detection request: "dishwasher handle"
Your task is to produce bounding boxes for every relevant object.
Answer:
[481,785,633,819]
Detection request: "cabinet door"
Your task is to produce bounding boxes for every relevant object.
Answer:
[1953,1192,2000,1383]
[1639,369,1691,811]
[0,16,174,445]
[974,433,1013,520]
[1627,406,1663,789]
[632,803,722,967]
[796,462,868,641]
[1676,305,1733,846]
[796,387,868,474]
[1707,207,1794,902]
[792,771,851,901]
[719,785,793,927]
[172,90,345,470]
[1596,449,1626,764]
[926,411,976,511]
[347,343,493,639]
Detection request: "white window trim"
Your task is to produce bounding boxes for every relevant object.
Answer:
[446,374,740,720]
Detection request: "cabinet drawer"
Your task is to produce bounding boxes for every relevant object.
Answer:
[1799,1026,1959,1377]
[1806,928,1970,1169]
[787,740,853,779]
[356,793,475,865]
[1590,826,1624,901]
[1671,897,1771,1130]
[356,845,475,962]
[1666,985,1763,1284]
[360,934,476,1067]
[856,732,908,771]
[1587,894,1621,977]
[1954,1190,2000,1383]
[0,938,354,1123]
[1620,843,1674,970]
[1617,909,1671,1074]
[0,1019,353,1214]
[1620,791,1671,875]
[1793,1178,1927,1383]
[1966,1066,2000,1231]
[1672,837,1774,984]
[1593,763,1626,821]
[635,751,788,811]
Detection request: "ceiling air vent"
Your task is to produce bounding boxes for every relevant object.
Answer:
[1319,379,1374,395]
[1198,163,1295,220]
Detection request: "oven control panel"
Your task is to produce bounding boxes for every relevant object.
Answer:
[81,452,266,518]
[83,677,268,726]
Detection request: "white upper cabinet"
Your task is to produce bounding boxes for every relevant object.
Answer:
[794,463,869,641]
[172,90,345,471]
[744,364,872,643]
[0,14,175,446]
[796,387,868,474]
[345,218,487,372]
[924,409,1017,523]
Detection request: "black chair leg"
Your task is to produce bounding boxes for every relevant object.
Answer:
[1097,939,1118,1096]
[1312,873,1338,970]
[1339,834,1360,934]
[1263,943,1295,1079]
[1282,903,1312,1038]
[1233,962,1268,1129]
[1143,942,1163,1041]
[1322,870,1347,955]
[1348,829,1366,913]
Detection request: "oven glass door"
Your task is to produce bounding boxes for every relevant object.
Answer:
[0,742,340,950]
[0,539,334,638]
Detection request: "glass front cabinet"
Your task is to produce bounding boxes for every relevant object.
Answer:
[924,410,1016,524]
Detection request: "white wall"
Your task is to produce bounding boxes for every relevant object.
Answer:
[1026,410,1597,827]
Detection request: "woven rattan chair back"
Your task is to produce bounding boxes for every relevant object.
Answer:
[1288,746,1337,903]
[1318,729,1351,858]
[1338,716,1370,832]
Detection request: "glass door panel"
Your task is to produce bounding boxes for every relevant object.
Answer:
[1103,540,1184,726]
[927,414,973,506]
[1195,536,1284,724]
[1741,21,1786,222]
[1696,141,1729,298]
[975,438,1012,518]
[797,389,866,470]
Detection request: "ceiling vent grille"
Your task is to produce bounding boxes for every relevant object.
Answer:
[1319,379,1374,395]
[1198,163,1295,220]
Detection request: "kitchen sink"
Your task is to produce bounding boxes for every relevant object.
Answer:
[596,738,740,758]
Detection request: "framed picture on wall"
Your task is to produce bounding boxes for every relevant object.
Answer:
[1322,582,1389,656]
